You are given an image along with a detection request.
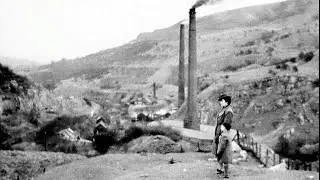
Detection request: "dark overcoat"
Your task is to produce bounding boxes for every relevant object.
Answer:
[214,106,233,141]
[217,131,233,164]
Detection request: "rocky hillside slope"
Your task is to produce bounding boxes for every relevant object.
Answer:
[0,63,103,151]
[20,0,318,106]
[24,0,318,83]
[13,0,319,163]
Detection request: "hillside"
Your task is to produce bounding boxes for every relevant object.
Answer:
[0,0,318,179]
[0,63,104,152]
[16,0,319,164]
[23,0,318,92]
[26,0,318,70]
[0,56,40,70]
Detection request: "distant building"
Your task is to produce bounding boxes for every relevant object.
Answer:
[58,128,80,141]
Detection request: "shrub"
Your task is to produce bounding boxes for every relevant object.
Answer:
[42,81,56,91]
[312,78,319,88]
[289,57,297,63]
[242,40,255,47]
[0,63,31,95]
[260,31,275,43]
[119,125,182,144]
[119,126,144,144]
[292,65,298,72]
[199,81,211,92]
[275,64,281,69]
[237,49,254,56]
[28,106,40,127]
[280,33,290,39]
[280,63,289,70]
[266,47,275,55]
[222,59,254,72]
[144,126,182,142]
[274,134,319,162]
[303,52,314,62]
[222,65,238,72]
[268,69,277,76]
[0,124,11,149]
[93,128,118,153]
[298,52,305,60]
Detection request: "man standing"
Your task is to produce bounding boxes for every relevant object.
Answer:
[214,94,233,157]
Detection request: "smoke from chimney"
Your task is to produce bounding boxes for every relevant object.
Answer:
[192,0,225,9]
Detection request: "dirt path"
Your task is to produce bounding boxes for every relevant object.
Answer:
[35,153,319,180]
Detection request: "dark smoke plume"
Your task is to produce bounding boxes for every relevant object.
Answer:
[192,0,224,9]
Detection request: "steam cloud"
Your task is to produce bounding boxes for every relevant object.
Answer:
[192,0,225,9]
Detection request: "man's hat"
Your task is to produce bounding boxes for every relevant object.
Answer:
[218,94,231,101]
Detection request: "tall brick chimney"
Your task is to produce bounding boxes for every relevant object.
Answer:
[185,8,199,130]
[178,24,185,108]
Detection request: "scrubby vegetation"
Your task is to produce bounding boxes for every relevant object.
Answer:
[222,59,255,72]
[35,115,95,152]
[260,31,276,43]
[241,40,255,47]
[93,125,182,154]
[298,51,315,62]
[274,132,319,162]
[0,63,32,95]
[0,109,41,150]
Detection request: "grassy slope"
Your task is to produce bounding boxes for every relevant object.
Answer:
[25,0,318,83]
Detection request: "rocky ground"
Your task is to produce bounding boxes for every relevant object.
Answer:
[0,150,86,180]
[34,152,319,180]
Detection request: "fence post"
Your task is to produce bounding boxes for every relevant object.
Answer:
[304,162,307,171]
[292,160,295,170]
[265,149,269,167]
[251,138,254,151]
[236,130,240,145]
[258,144,262,159]
[246,135,249,148]
[279,155,282,164]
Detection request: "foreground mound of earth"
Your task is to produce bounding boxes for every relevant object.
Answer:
[0,150,86,180]
[35,153,319,180]
[127,135,182,154]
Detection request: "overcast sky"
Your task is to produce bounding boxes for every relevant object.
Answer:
[0,0,285,63]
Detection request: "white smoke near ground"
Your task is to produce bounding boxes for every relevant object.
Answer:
[148,65,172,85]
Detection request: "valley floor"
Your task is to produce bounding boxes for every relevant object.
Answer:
[35,152,319,180]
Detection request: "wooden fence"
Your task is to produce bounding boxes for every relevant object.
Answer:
[235,130,319,172]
